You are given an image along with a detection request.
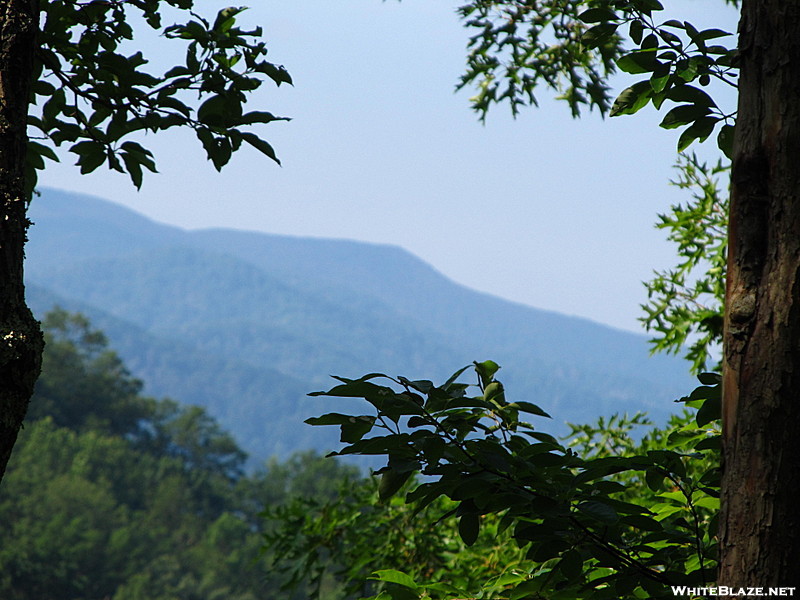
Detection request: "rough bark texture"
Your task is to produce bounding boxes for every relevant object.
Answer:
[720,0,800,588]
[0,0,43,483]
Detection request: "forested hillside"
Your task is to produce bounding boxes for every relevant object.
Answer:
[0,310,362,599]
[25,189,692,460]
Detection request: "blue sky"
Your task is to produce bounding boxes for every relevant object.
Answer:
[37,0,739,333]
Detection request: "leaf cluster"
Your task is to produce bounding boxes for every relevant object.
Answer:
[263,469,534,600]
[458,0,738,155]
[28,0,291,193]
[582,1,738,154]
[458,0,624,118]
[641,154,728,373]
[305,361,722,599]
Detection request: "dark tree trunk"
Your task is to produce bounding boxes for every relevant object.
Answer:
[0,0,43,482]
[720,0,800,588]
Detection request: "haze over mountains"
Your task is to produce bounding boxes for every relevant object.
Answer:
[25,188,693,461]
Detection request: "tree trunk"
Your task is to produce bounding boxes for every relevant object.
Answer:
[0,0,43,483]
[720,0,800,588]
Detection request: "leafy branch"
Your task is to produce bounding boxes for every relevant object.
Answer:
[305,362,721,599]
[27,1,291,192]
[641,154,728,373]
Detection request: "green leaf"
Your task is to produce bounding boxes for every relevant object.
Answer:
[483,381,505,403]
[578,8,617,23]
[121,152,144,189]
[197,94,241,126]
[617,51,659,75]
[622,513,663,531]
[239,110,284,125]
[697,372,721,385]
[698,28,732,41]
[474,360,500,387]
[717,124,735,159]
[645,468,665,492]
[634,0,664,15]
[694,496,720,510]
[304,412,357,426]
[666,427,707,449]
[558,549,583,579]
[369,570,419,590]
[630,20,644,45]
[610,81,652,117]
[660,104,711,130]
[458,512,480,546]
[240,131,280,164]
[650,61,672,93]
[28,141,59,163]
[527,431,559,445]
[255,61,293,86]
[666,84,716,107]
[577,500,618,524]
[340,417,376,443]
[677,117,719,151]
[378,468,413,502]
[581,23,618,48]
[696,397,721,427]
[71,141,107,174]
[695,435,721,451]
[512,401,551,419]
[213,6,244,33]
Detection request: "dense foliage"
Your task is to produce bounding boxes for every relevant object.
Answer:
[265,361,720,599]
[458,0,739,156]
[28,0,290,193]
[0,310,361,600]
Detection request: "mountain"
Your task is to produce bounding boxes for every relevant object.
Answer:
[24,188,693,460]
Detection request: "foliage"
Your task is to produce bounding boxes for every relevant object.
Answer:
[30,307,247,479]
[263,475,530,600]
[457,0,623,117]
[302,361,721,599]
[1,310,361,600]
[458,0,738,155]
[27,0,291,194]
[29,308,153,438]
[641,154,728,374]
[0,418,266,600]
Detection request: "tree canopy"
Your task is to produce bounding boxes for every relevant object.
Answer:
[288,362,721,599]
[1,309,362,600]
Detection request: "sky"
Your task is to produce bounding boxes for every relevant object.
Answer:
[37,0,740,333]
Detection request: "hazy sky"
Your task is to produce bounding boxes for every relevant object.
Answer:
[37,1,739,333]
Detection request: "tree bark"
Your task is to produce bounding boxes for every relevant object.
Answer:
[720,0,800,588]
[0,0,43,483]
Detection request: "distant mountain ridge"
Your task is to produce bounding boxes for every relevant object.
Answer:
[25,188,692,460]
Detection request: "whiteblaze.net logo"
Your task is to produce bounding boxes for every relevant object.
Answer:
[671,586,797,598]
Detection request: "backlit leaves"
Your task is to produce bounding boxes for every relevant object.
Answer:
[641,154,728,373]
[457,0,624,119]
[457,1,737,154]
[307,363,721,599]
[29,1,290,190]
